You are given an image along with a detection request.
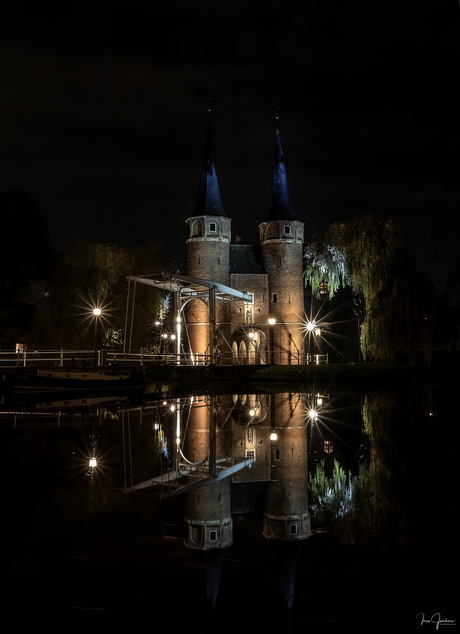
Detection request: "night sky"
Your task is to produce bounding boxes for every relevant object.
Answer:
[1,1,458,289]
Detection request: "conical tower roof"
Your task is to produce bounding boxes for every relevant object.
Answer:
[193,123,227,218]
[266,123,297,221]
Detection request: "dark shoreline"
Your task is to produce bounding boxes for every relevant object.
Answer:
[145,356,460,394]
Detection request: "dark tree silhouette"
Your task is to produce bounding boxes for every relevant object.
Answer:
[0,190,52,339]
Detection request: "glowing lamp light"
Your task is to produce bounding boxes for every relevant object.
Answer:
[309,409,318,420]
[93,308,102,316]
[89,458,97,468]
[268,318,276,325]
[249,332,255,339]
[170,404,175,412]
[315,328,321,335]
[249,409,255,417]
[270,431,278,441]
[306,322,316,332]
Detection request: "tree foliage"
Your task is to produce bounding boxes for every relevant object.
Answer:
[26,241,168,350]
[305,213,403,301]
[0,190,52,338]
[304,213,436,364]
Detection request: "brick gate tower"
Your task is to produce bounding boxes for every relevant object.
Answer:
[258,123,305,364]
[185,120,232,362]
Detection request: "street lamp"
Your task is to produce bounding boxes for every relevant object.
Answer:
[309,408,318,421]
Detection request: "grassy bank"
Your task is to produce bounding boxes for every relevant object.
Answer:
[145,360,460,392]
[250,361,460,390]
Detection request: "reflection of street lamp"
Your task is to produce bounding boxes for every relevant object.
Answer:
[268,318,276,364]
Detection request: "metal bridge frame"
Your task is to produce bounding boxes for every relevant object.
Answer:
[124,273,253,365]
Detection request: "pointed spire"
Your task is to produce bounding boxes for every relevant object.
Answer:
[193,101,227,218]
[266,109,297,221]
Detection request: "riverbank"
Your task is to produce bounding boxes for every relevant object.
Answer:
[145,356,460,393]
[251,361,460,390]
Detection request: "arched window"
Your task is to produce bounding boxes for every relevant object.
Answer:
[191,220,203,237]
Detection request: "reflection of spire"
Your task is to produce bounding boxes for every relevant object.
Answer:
[193,106,226,218]
[276,542,299,613]
[266,111,297,221]
[205,550,223,611]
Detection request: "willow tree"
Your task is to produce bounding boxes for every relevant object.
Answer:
[304,213,411,362]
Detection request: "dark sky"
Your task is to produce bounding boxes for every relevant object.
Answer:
[1,0,458,289]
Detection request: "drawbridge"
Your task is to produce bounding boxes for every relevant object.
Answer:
[124,273,253,365]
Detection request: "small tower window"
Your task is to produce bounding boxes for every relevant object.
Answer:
[273,293,277,304]
[284,225,291,235]
[209,222,216,232]
[209,530,218,542]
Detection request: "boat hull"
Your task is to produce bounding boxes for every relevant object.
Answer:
[1,367,144,390]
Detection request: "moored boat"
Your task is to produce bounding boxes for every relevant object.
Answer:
[1,366,144,390]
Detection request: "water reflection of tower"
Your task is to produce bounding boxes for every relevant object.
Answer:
[183,395,233,551]
[263,393,312,541]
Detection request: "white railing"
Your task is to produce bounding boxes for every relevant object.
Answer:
[0,349,143,368]
[0,349,328,368]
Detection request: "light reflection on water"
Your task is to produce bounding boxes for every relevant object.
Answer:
[1,383,456,630]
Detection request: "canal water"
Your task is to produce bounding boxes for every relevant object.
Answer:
[1,380,457,633]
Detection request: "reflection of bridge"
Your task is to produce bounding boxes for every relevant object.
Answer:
[121,391,315,548]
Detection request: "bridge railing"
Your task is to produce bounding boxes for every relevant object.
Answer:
[0,348,328,368]
[0,349,143,368]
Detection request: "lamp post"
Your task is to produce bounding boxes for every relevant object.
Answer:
[176,315,181,364]
[93,307,102,351]
[268,318,276,364]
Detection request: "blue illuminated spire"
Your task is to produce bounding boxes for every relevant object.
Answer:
[193,109,226,218]
[266,116,297,221]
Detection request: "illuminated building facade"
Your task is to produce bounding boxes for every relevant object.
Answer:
[185,120,305,365]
